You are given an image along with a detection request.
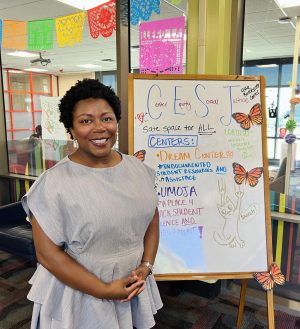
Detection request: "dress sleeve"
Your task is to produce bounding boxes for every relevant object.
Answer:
[21,171,66,246]
[143,163,157,186]
[142,162,159,207]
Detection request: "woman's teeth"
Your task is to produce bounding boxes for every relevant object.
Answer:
[91,139,107,145]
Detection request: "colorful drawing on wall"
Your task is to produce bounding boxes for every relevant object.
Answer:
[40,96,66,140]
[139,16,185,74]
[232,103,263,130]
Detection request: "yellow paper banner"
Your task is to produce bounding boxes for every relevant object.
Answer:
[55,12,85,47]
[2,20,27,49]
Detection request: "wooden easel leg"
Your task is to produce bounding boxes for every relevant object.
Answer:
[266,290,275,329]
[237,279,247,328]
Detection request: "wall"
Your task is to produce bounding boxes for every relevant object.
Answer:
[58,72,95,96]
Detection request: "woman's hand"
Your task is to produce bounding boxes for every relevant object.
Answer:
[290,97,300,105]
[135,264,152,281]
[108,271,145,302]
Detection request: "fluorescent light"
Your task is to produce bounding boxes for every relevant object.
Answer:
[56,0,108,10]
[8,70,25,74]
[24,68,49,72]
[256,64,278,68]
[7,51,37,58]
[275,0,300,8]
[76,64,102,69]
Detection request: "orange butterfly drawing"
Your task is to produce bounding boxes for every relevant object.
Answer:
[232,103,263,130]
[133,149,146,162]
[254,263,285,291]
[232,162,263,187]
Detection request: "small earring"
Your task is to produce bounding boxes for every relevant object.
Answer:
[73,139,78,148]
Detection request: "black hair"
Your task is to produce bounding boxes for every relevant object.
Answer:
[59,79,121,137]
[35,125,42,137]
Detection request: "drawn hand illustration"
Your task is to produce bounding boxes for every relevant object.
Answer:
[254,263,285,291]
[213,179,245,248]
[232,162,263,187]
[232,103,263,130]
[134,149,146,161]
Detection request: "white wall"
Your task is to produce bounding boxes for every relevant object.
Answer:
[58,72,95,96]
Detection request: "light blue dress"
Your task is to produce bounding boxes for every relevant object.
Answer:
[22,154,163,329]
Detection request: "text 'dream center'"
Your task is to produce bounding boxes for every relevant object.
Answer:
[148,134,198,148]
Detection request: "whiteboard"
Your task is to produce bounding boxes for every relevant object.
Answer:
[129,74,271,278]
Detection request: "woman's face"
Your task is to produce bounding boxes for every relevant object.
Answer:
[70,97,118,164]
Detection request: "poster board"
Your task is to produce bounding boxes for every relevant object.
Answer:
[128,74,272,280]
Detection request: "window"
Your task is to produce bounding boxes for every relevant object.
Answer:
[243,60,300,165]
[2,69,56,175]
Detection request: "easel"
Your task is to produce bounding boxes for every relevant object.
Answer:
[237,280,275,328]
[128,73,276,329]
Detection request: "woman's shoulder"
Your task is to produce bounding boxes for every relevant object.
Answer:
[30,157,70,187]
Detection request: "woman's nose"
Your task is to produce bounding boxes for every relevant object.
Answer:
[93,120,105,130]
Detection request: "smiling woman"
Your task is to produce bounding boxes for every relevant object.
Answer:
[21,78,163,329]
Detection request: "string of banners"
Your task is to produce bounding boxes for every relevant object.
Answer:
[0,0,116,50]
[0,0,182,50]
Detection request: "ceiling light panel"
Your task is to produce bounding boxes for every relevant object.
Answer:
[7,51,38,58]
[275,0,300,8]
[76,64,102,68]
[24,68,49,72]
[56,0,108,10]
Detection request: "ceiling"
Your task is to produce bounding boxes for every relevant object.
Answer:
[0,0,299,75]
[243,0,300,62]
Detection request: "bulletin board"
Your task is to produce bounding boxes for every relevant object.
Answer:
[128,74,272,280]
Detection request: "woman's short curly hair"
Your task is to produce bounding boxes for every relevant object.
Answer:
[59,79,121,137]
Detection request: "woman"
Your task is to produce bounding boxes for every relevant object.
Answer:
[22,79,163,329]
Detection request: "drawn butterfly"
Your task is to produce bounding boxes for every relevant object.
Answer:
[232,162,263,187]
[254,263,285,291]
[232,103,263,130]
[133,149,146,162]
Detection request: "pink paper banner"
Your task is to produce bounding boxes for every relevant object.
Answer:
[139,16,185,74]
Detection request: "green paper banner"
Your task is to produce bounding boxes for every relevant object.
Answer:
[28,19,54,50]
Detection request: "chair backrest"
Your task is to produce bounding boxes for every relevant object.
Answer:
[276,157,287,179]
[270,175,285,194]
[0,201,28,225]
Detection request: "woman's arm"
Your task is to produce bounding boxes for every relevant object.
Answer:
[31,216,144,300]
[135,208,160,280]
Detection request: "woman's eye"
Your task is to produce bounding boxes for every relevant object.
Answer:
[81,119,92,124]
[102,117,113,122]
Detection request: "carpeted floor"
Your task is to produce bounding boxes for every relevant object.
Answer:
[1,251,300,329]
[0,252,34,329]
[154,282,300,329]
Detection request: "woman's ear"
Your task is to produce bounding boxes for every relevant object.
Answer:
[70,128,75,140]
